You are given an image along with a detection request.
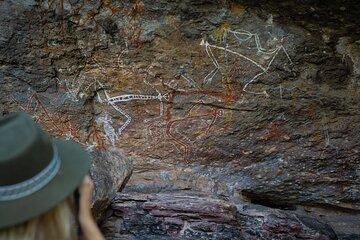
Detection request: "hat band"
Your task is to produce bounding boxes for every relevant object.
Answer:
[0,144,61,201]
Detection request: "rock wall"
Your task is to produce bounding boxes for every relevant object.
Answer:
[0,0,359,239]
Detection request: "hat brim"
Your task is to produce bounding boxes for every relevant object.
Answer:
[0,139,91,229]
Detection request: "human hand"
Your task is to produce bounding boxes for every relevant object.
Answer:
[79,175,94,220]
[78,175,104,240]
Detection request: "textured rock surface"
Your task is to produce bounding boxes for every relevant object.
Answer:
[0,0,359,239]
[102,193,338,240]
[91,148,133,221]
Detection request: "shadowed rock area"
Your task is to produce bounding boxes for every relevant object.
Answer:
[0,0,359,239]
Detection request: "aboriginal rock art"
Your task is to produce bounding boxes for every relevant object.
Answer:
[94,60,168,139]
[161,28,293,158]
[55,28,293,152]
[4,1,358,238]
[200,28,293,95]
[11,87,82,142]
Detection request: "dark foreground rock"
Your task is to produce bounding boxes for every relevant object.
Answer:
[101,193,337,240]
[0,0,359,239]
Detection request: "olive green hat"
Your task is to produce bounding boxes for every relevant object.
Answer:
[0,112,91,229]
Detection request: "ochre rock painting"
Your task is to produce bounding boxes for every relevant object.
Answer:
[61,26,293,162]
[1,0,359,239]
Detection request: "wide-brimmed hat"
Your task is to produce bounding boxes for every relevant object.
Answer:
[0,112,91,229]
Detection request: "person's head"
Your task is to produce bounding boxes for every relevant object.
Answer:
[0,112,91,240]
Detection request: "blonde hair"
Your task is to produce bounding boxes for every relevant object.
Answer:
[0,197,76,240]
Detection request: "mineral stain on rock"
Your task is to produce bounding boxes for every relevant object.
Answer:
[0,0,359,239]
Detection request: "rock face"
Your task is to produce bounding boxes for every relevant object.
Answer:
[0,0,359,239]
[90,148,133,221]
[102,193,338,240]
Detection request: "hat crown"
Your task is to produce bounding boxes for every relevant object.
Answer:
[0,113,53,186]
